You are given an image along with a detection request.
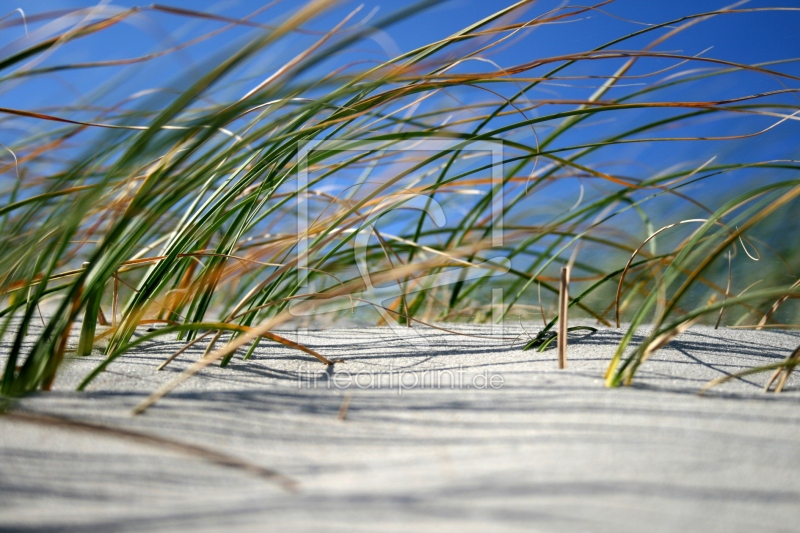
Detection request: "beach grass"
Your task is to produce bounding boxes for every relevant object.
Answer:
[1,0,799,405]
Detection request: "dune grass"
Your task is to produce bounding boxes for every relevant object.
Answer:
[1,1,799,406]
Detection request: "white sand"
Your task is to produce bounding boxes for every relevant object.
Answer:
[2,322,800,532]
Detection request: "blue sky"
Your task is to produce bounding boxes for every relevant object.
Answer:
[1,0,799,211]
[3,0,799,108]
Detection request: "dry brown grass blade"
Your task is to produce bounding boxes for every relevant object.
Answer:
[756,279,800,330]
[241,5,363,101]
[0,106,172,130]
[615,219,708,327]
[2,410,297,491]
[337,392,353,421]
[132,240,501,414]
[92,319,181,342]
[715,250,733,329]
[764,346,800,393]
[622,313,704,386]
[557,266,570,369]
[157,331,215,371]
[6,3,281,76]
[700,345,800,395]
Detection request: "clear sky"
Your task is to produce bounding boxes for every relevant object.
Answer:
[2,0,799,210]
[3,0,799,109]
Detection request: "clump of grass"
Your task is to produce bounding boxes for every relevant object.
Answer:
[701,344,800,395]
[1,1,799,405]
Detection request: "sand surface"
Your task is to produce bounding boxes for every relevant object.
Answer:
[2,322,800,532]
